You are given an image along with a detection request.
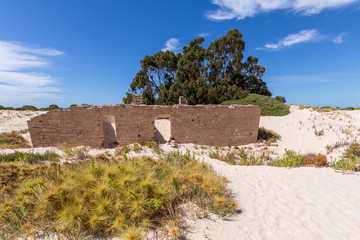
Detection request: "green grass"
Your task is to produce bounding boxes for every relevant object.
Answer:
[0,130,31,149]
[0,151,60,164]
[209,148,265,166]
[221,94,290,116]
[329,157,360,173]
[0,151,237,239]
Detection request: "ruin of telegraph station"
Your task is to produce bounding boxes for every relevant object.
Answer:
[28,95,261,148]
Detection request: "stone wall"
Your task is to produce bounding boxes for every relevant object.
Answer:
[28,104,261,148]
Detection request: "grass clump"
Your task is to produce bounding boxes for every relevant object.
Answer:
[330,156,360,173]
[269,150,303,167]
[0,130,31,149]
[343,143,360,158]
[0,151,60,164]
[0,151,237,239]
[64,147,89,160]
[0,162,49,201]
[209,148,265,166]
[257,127,281,145]
[221,94,290,116]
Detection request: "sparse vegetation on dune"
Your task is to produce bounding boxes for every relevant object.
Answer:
[0,130,31,149]
[0,104,61,111]
[298,104,360,112]
[0,151,237,239]
[209,148,329,168]
[221,94,290,116]
[0,151,60,164]
[257,127,281,145]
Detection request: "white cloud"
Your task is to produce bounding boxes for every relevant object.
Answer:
[161,38,181,52]
[257,29,320,50]
[0,41,63,106]
[333,32,347,44]
[198,32,210,38]
[207,0,359,20]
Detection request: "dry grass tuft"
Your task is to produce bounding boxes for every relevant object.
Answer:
[0,130,31,149]
[0,150,237,239]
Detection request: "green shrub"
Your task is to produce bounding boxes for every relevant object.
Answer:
[269,150,303,167]
[0,151,60,163]
[19,105,38,111]
[330,157,360,173]
[343,143,360,158]
[221,94,290,116]
[209,148,265,166]
[275,96,286,103]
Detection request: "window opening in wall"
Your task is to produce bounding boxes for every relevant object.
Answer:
[102,115,117,148]
[154,117,171,144]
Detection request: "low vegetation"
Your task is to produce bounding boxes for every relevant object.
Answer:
[0,151,237,239]
[298,105,360,112]
[221,94,290,116]
[0,130,31,149]
[209,147,266,166]
[209,148,328,168]
[257,127,281,145]
[329,156,360,173]
[0,151,60,164]
[0,104,60,111]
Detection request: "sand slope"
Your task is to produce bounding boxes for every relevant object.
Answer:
[186,157,360,240]
[0,110,45,133]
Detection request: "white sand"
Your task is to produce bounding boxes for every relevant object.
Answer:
[0,110,46,133]
[260,105,360,159]
[186,158,360,240]
[1,107,360,240]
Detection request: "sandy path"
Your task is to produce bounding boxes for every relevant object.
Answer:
[186,157,360,240]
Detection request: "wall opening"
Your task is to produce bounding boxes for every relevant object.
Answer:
[102,115,117,148]
[154,117,171,144]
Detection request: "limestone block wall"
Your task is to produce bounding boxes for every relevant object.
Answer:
[28,104,261,148]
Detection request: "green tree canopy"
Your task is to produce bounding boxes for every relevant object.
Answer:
[123,29,271,105]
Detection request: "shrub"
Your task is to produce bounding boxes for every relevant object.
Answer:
[19,105,38,111]
[343,143,360,158]
[257,127,281,145]
[0,151,60,163]
[302,153,327,167]
[221,94,290,116]
[209,148,265,166]
[0,152,237,239]
[330,157,360,173]
[0,131,31,149]
[269,150,303,167]
[275,96,286,103]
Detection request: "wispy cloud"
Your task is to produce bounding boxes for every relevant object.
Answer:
[207,0,359,20]
[161,38,181,52]
[0,41,63,106]
[198,32,210,38]
[333,32,348,44]
[257,29,321,51]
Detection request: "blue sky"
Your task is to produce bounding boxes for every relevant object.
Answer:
[0,0,359,108]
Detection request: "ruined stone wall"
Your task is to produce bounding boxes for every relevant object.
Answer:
[28,104,261,147]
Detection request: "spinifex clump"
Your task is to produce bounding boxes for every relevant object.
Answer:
[0,151,237,239]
